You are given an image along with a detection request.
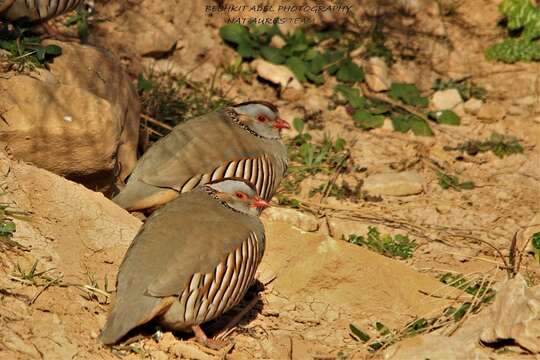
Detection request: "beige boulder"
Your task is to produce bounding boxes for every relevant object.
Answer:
[481,275,540,353]
[251,59,304,91]
[0,41,139,192]
[262,207,319,232]
[0,152,141,359]
[365,57,391,92]
[363,171,425,196]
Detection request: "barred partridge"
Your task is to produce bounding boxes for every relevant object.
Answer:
[99,179,269,347]
[113,101,289,211]
[0,0,83,22]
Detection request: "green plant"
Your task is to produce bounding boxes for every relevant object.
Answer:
[388,83,428,107]
[350,318,433,351]
[335,83,438,136]
[432,78,487,100]
[439,273,496,321]
[347,227,416,259]
[486,0,540,63]
[222,56,252,81]
[0,203,16,239]
[12,261,56,286]
[0,26,62,71]
[309,181,362,201]
[427,110,461,125]
[444,132,524,158]
[281,118,353,198]
[532,232,540,263]
[219,24,364,85]
[350,273,495,351]
[363,23,394,65]
[437,171,475,191]
[276,195,301,208]
[65,6,104,41]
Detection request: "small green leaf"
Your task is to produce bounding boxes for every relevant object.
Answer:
[137,74,153,92]
[428,110,461,125]
[44,44,62,56]
[353,110,385,129]
[532,232,540,263]
[460,181,475,190]
[307,52,326,74]
[219,24,251,45]
[375,322,391,335]
[391,114,433,136]
[292,117,304,134]
[305,71,325,85]
[335,84,366,109]
[389,83,428,107]
[237,43,258,59]
[336,59,364,83]
[77,20,89,40]
[323,50,344,75]
[390,114,411,133]
[409,117,434,136]
[334,138,346,151]
[35,47,46,61]
[260,46,285,64]
[349,324,370,342]
[0,220,15,236]
[532,232,540,250]
[286,56,307,82]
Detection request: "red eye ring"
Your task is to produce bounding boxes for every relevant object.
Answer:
[257,115,267,122]
[235,191,247,199]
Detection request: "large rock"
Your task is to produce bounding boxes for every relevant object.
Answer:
[363,171,425,196]
[261,207,319,232]
[385,275,540,359]
[251,59,303,91]
[0,152,141,359]
[365,57,391,92]
[0,41,140,192]
[480,275,540,353]
[431,89,463,110]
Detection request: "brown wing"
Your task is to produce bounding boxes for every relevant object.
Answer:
[132,111,266,190]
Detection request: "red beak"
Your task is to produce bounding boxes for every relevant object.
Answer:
[251,196,270,209]
[273,117,291,130]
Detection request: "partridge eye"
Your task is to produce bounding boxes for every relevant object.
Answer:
[257,115,267,122]
[235,192,247,199]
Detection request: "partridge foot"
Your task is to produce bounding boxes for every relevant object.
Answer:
[39,22,80,42]
[191,325,230,350]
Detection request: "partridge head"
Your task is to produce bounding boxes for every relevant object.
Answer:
[113,101,289,212]
[233,101,290,139]
[100,179,269,347]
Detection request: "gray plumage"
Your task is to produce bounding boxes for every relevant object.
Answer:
[113,107,288,211]
[99,183,266,345]
[0,0,83,22]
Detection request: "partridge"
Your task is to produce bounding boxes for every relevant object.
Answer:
[0,0,83,23]
[113,101,289,211]
[99,179,269,347]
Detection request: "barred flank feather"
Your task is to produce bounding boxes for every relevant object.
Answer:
[0,0,83,22]
[160,233,262,328]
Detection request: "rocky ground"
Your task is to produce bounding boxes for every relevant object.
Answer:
[1,0,540,359]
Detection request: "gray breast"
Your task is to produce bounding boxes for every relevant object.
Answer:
[1,0,83,22]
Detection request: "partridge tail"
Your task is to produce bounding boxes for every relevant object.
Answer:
[99,296,163,345]
[112,180,176,211]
